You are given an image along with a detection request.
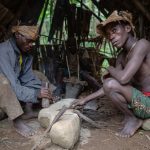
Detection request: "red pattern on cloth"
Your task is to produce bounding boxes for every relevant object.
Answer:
[142,92,150,96]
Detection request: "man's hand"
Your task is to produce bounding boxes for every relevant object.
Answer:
[108,66,118,77]
[102,69,110,80]
[38,87,52,100]
[108,66,115,72]
[72,99,87,108]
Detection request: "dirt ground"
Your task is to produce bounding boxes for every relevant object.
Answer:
[0,97,150,150]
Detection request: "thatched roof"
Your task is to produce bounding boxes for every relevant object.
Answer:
[0,0,44,26]
[0,0,150,39]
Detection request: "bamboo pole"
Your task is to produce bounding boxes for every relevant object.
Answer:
[39,0,49,36]
[76,0,102,21]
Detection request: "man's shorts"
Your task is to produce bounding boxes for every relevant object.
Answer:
[129,88,150,119]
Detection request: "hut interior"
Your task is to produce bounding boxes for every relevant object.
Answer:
[0,0,150,150]
[0,0,150,84]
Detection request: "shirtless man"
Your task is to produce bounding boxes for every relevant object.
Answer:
[72,10,150,138]
[0,25,52,137]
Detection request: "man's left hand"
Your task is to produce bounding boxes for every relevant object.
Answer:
[38,87,52,101]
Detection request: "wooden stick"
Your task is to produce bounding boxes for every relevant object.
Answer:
[74,110,105,128]
[63,34,71,78]
[66,55,71,78]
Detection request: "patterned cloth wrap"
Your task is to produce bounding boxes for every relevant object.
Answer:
[129,88,150,119]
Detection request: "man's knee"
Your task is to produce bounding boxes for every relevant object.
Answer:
[103,78,120,92]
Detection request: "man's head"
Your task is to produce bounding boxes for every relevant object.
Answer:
[11,26,39,53]
[97,10,135,48]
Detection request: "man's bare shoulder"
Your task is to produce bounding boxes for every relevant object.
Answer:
[136,39,150,48]
[134,39,150,55]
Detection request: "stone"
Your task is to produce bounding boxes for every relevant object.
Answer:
[50,110,80,149]
[38,98,75,128]
[38,98,81,149]
[142,119,150,130]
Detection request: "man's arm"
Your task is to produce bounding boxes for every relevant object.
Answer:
[21,57,53,100]
[72,87,105,107]
[72,52,124,107]
[102,53,123,80]
[108,39,149,84]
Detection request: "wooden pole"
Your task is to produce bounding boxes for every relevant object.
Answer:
[38,0,49,35]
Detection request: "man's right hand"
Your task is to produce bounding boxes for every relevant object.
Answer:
[38,87,52,100]
[72,99,87,108]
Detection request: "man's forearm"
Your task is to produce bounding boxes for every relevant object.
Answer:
[108,66,131,84]
[82,88,105,103]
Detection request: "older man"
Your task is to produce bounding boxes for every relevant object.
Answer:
[0,26,52,137]
[73,10,150,138]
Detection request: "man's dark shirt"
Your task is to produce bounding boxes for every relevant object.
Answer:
[0,38,41,103]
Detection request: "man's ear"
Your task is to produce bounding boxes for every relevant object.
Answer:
[14,32,21,39]
[125,25,131,33]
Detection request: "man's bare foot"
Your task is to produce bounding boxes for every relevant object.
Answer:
[13,117,36,137]
[21,111,38,120]
[118,115,131,130]
[118,116,129,130]
[121,115,129,125]
[116,117,143,138]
